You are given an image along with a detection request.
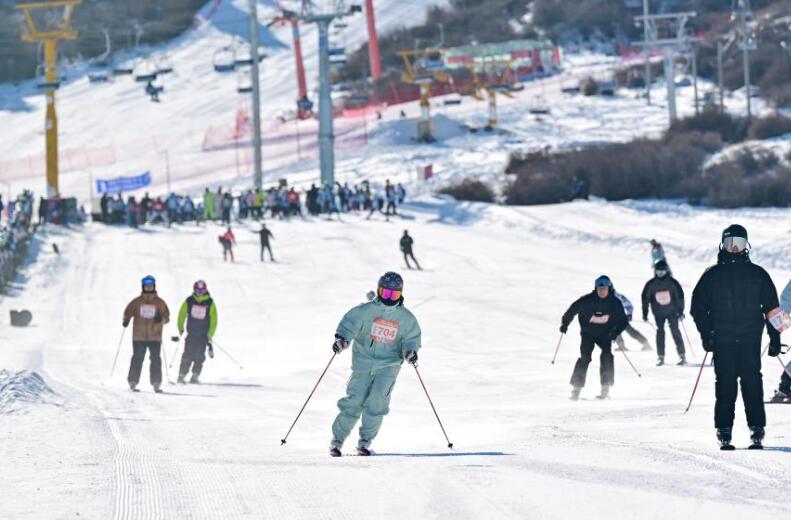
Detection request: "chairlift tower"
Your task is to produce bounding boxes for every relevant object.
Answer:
[733,0,755,119]
[249,0,264,190]
[16,0,81,197]
[283,1,361,188]
[634,9,697,123]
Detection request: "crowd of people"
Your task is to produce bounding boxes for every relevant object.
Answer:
[98,179,408,227]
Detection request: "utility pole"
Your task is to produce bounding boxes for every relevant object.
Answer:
[284,2,361,188]
[633,10,697,124]
[249,0,264,189]
[735,0,754,120]
[691,47,699,115]
[717,40,725,111]
[643,0,652,105]
[16,0,81,197]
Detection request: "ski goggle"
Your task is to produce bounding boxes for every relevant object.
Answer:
[722,236,748,252]
[655,269,668,277]
[193,281,207,295]
[378,287,402,301]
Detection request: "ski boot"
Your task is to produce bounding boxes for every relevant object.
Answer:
[177,374,186,384]
[329,447,342,457]
[356,447,372,456]
[749,426,765,450]
[570,386,582,401]
[153,383,163,394]
[596,385,610,400]
[189,374,200,384]
[676,354,686,366]
[129,382,139,392]
[717,428,735,451]
[769,389,788,403]
[656,356,665,367]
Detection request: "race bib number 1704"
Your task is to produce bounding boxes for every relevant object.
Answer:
[370,318,399,345]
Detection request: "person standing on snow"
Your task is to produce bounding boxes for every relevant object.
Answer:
[175,280,217,384]
[400,230,421,270]
[329,272,422,457]
[650,239,668,269]
[122,275,170,393]
[560,275,628,401]
[219,227,236,262]
[253,223,274,262]
[691,224,781,450]
[641,260,686,366]
[613,289,651,352]
[769,280,791,402]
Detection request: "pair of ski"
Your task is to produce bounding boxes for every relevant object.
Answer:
[330,447,372,457]
[720,442,763,451]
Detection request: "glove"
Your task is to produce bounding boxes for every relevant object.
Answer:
[332,334,349,354]
[608,331,619,342]
[559,324,568,334]
[171,335,180,342]
[404,350,418,365]
[207,342,215,359]
[154,313,163,324]
[678,313,685,321]
[122,319,130,328]
[642,315,648,322]
[702,336,715,353]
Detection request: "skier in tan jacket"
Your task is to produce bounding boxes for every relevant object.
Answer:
[122,275,170,392]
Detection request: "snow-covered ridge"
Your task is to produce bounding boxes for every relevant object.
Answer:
[0,369,59,414]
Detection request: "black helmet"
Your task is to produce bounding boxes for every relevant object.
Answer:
[654,260,669,271]
[378,271,404,291]
[722,224,748,242]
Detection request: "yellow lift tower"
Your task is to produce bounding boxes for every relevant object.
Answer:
[474,56,515,130]
[16,0,82,196]
[397,49,448,142]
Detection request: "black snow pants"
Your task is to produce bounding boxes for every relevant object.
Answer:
[128,341,162,386]
[179,334,209,377]
[570,335,614,388]
[403,248,421,270]
[655,314,685,357]
[616,323,650,350]
[713,341,766,429]
[260,242,274,261]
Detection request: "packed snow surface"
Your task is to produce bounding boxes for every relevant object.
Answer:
[1,197,791,519]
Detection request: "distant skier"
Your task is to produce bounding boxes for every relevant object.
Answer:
[329,272,422,457]
[253,223,274,262]
[122,275,170,393]
[400,230,421,270]
[560,275,628,400]
[650,239,667,269]
[175,280,217,384]
[641,260,686,366]
[219,227,236,262]
[691,224,781,450]
[613,289,651,352]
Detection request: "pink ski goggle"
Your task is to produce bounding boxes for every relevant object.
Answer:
[378,287,402,301]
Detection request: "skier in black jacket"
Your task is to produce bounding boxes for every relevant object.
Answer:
[642,260,686,366]
[691,224,781,450]
[560,275,628,400]
[400,230,421,270]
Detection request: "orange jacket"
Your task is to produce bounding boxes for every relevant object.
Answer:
[123,291,170,342]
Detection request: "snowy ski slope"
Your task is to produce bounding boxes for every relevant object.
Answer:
[2,198,791,519]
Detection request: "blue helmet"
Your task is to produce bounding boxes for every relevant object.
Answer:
[594,275,612,289]
[141,275,156,288]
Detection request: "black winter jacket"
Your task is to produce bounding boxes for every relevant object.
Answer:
[561,291,628,340]
[691,252,780,345]
[641,275,685,319]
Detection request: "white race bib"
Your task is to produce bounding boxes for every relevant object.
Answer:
[655,290,672,306]
[139,304,156,319]
[589,314,610,324]
[190,305,208,320]
[768,307,791,333]
[370,318,399,345]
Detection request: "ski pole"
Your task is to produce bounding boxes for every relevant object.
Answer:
[161,344,172,385]
[212,340,244,370]
[281,352,337,445]
[109,327,127,378]
[413,363,454,449]
[679,319,696,359]
[551,333,565,365]
[776,354,791,380]
[617,346,642,378]
[169,335,182,367]
[684,352,709,414]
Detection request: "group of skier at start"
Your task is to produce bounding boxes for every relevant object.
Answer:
[120,270,425,457]
[559,224,791,450]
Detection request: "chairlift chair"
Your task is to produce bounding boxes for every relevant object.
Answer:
[134,59,159,83]
[88,70,111,84]
[35,64,60,90]
[156,55,174,75]
[234,45,266,67]
[237,68,253,94]
[213,47,236,73]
